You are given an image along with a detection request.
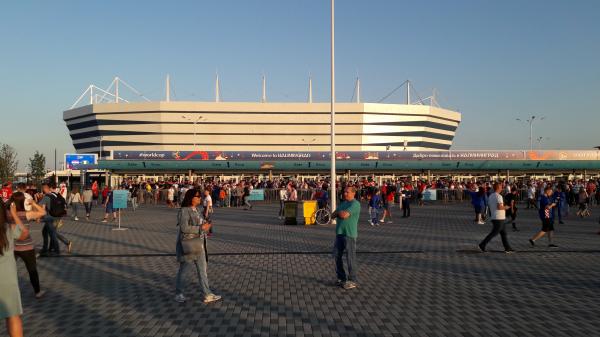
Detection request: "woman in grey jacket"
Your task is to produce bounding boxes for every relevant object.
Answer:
[175,188,221,304]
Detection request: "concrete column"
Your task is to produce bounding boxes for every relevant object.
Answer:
[105,170,110,187]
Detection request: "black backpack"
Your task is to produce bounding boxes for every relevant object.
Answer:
[48,193,67,217]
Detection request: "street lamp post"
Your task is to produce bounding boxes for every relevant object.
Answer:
[536,136,549,149]
[182,115,205,149]
[516,115,545,151]
[301,138,317,153]
[330,0,337,216]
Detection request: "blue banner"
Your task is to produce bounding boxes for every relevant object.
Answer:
[248,189,265,201]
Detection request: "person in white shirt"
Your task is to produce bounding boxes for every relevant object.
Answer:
[68,186,83,221]
[203,189,213,221]
[16,184,33,212]
[59,182,68,200]
[527,183,537,209]
[278,187,288,219]
[203,189,214,236]
[478,182,514,254]
[167,186,175,208]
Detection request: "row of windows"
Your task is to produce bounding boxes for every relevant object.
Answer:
[66,119,459,133]
[69,129,455,141]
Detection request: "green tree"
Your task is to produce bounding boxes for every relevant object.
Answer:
[0,143,18,183]
[28,151,46,186]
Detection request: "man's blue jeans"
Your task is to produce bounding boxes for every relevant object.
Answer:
[42,218,59,253]
[371,208,382,224]
[334,235,357,282]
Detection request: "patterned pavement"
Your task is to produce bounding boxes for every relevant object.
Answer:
[12,200,600,337]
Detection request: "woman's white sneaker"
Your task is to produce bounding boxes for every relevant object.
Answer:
[174,293,186,303]
[203,294,222,303]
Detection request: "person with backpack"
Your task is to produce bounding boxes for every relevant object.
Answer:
[38,183,72,256]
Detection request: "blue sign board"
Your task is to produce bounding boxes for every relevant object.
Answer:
[112,190,129,209]
[65,153,97,169]
[248,189,265,201]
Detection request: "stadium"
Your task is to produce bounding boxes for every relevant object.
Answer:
[64,78,461,156]
[62,77,600,178]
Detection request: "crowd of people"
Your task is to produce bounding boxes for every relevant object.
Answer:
[2,175,600,336]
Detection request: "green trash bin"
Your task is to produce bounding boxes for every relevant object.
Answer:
[283,201,299,225]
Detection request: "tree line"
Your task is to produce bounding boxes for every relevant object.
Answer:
[0,143,47,186]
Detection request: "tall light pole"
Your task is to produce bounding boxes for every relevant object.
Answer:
[330,0,337,216]
[301,138,316,153]
[182,115,205,149]
[516,115,545,151]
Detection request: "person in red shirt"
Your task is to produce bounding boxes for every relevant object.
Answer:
[378,183,395,223]
[91,181,99,205]
[101,185,110,204]
[1,183,13,203]
[417,181,427,206]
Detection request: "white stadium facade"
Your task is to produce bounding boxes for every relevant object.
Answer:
[63,78,461,157]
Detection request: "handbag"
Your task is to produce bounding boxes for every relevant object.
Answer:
[181,234,205,255]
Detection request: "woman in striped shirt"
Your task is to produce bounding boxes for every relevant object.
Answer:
[8,192,47,299]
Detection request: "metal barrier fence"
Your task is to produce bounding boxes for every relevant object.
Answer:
[132,187,534,206]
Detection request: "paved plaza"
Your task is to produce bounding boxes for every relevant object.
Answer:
[12,201,600,337]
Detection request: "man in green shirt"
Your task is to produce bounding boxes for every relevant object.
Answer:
[332,186,361,289]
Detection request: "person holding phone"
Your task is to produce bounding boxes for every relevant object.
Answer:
[175,188,221,304]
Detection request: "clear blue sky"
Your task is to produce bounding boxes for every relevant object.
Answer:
[1,0,599,170]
